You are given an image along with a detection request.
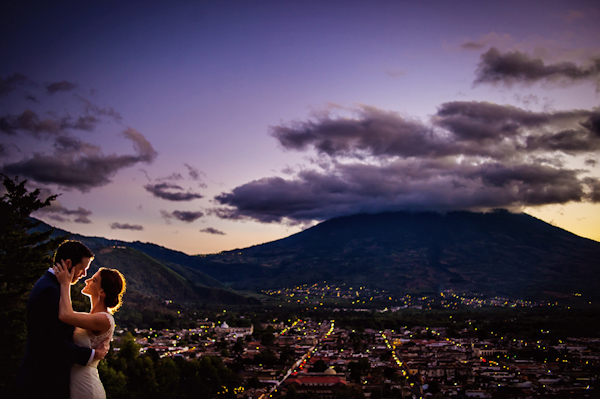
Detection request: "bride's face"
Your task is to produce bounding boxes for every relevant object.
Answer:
[82,271,102,298]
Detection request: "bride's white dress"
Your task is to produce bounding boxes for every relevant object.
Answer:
[70,312,115,399]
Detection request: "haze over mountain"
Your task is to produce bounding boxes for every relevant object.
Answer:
[37,210,600,303]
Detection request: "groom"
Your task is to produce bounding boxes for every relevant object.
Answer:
[18,240,109,399]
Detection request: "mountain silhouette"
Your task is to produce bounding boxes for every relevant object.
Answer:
[162,210,600,301]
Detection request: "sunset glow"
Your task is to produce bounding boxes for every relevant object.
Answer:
[2,0,599,254]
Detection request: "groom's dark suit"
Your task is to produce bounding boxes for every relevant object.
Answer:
[18,271,92,399]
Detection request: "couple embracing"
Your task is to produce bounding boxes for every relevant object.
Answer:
[18,240,127,399]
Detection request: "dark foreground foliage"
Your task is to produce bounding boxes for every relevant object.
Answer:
[100,333,242,399]
[0,175,66,396]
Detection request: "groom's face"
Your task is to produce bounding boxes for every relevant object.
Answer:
[70,257,93,284]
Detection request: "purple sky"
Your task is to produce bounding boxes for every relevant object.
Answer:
[2,0,600,254]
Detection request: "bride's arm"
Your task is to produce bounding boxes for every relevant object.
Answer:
[54,261,111,333]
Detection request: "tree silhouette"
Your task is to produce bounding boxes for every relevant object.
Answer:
[0,174,66,395]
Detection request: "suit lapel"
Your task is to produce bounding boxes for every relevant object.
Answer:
[45,271,76,337]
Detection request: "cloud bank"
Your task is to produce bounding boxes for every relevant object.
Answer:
[215,100,600,223]
[0,76,157,192]
[3,128,157,191]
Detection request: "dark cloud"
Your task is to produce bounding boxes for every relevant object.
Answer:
[0,117,14,135]
[69,210,92,223]
[271,106,439,158]
[160,209,204,223]
[122,128,157,162]
[472,163,585,205]
[145,182,203,201]
[1,110,61,136]
[54,135,101,155]
[185,163,200,179]
[155,172,184,182]
[0,73,27,96]
[434,102,600,156]
[271,103,600,161]
[214,162,597,223]
[75,95,123,123]
[184,163,207,188]
[145,165,206,203]
[1,85,123,137]
[0,109,102,136]
[34,201,93,224]
[459,33,512,53]
[1,77,157,195]
[584,177,600,202]
[526,129,600,153]
[215,103,600,223]
[61,206,93,223]
[70,115,99,131]
[461,41,485,50]
[474,47,600,87]
[110,222,143,231]
[200,227,225,235]
[46,80,77,94]
[581,111,600,136]
[172,210,204,222]
[47,214,68,223]
[2,128,157,191]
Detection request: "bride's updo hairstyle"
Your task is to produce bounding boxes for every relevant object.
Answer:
[99,268,126,314]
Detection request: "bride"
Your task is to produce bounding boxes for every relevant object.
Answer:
[54,261,126,399]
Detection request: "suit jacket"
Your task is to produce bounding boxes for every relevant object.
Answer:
[18,271,92,399]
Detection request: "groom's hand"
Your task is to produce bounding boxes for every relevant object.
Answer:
[93,338,110,361]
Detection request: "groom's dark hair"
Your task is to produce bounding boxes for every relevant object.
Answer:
[53,240,94,267]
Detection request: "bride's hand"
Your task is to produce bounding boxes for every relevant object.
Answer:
[53,260,74,285]
[93,338,110,361]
